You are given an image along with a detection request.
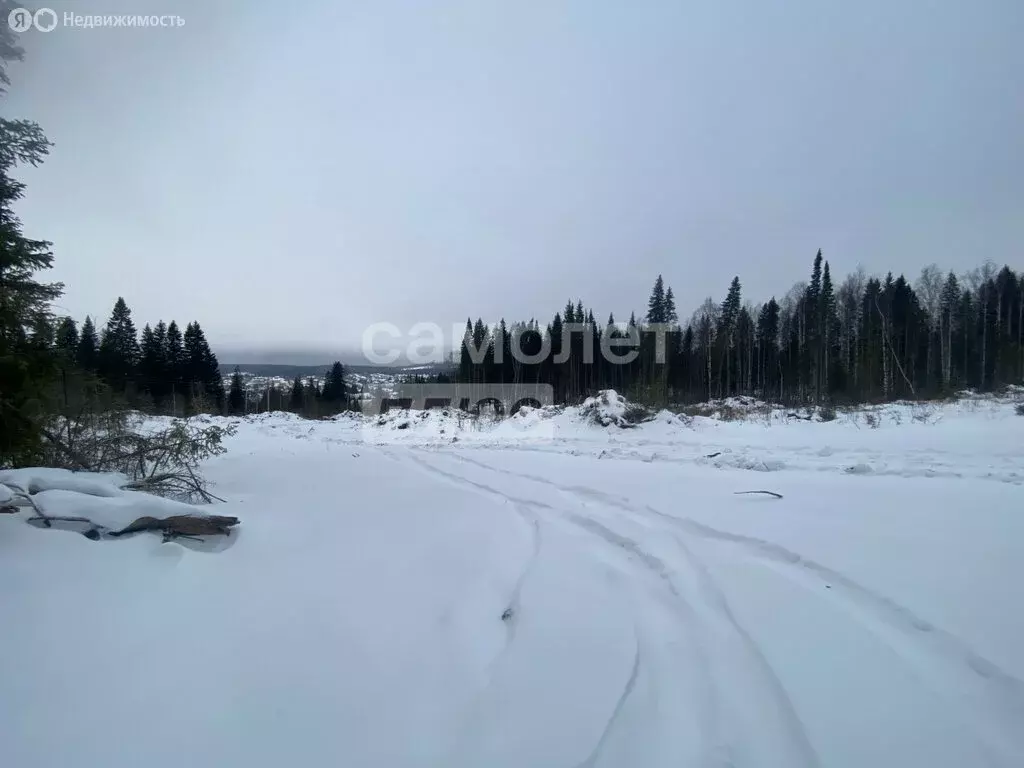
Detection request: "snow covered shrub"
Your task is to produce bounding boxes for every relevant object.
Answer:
[819,404,837,422]
[911,403,936,423]
[716,404,745,422]
[622,403,655,425]
[38,407,235,503]
[1015,403,1024,416]
[579,391,653,428]
[864,412,880,429]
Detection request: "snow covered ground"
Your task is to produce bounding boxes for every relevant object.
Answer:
[2,393,1023,767]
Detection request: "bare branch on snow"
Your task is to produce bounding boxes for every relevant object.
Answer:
[734,490,784,499]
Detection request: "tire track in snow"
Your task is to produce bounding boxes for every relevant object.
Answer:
[643,505,1024,764]
[572,634,642,768]
[667,530,821,768]
[649,503,1024,688]
[402,448,720,767]
[408,448,819,767]
[398,450,545,657]
[452,450,1024,687]
[438,451,1024,764]
[395,450,563,767]
[500,507,541,647]
[441,454,818,766]
[559,512,814,766]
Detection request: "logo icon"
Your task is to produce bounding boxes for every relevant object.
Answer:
[7,6,56,32]
[33,7,57,32]
[7,7,32,32]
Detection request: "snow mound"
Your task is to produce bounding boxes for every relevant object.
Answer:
[576,390,655,428]
[362,402,562,445]
[372,407,466,436]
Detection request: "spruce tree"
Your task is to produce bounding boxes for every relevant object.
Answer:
[183,321,219,407]
[647,275,666,324]
[664,287,678,325]
[806,250,824,397]
[757,298,781,398]
[77,315,99,371]
[28,314,54,349]
[183,322,201,386]
[819,262,837,396]
[164,320,185,409]
[98,297,140,390]
[458,318,473,382]
[148,321,169,401]
[289,376,304,412]
[718,277,742,396]
[721,278,742,324]
[138,323,162,400]
[563,300,576,325]
[54,316,78,358]
[497,318,511,382]
[227,367,245,415]
[320,361,348,409]
[188,322,223,411]
[0,31,61,462]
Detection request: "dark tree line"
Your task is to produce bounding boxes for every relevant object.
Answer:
[455,255,1024,406]
[48,296,225,414]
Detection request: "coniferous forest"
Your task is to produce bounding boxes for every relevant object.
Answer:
[455,252,1024,407]
[48,297,225,414]
[46,298,355,420]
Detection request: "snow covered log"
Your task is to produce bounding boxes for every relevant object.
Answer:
[0,468,239,542]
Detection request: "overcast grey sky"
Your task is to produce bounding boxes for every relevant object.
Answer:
[6,0,1023,362]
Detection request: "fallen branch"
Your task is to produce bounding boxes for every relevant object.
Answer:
[122,470,225,504]
[38,427,92,470]
[185,463,225,503]
[26,515,96,525]
[734,490,784,499]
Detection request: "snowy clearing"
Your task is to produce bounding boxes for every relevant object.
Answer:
[2,393,1023,767]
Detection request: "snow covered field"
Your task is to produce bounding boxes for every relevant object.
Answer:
[2,393,1023,767]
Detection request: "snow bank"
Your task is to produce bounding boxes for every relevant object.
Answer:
[187,390,1022,476]
[0,466,128,497]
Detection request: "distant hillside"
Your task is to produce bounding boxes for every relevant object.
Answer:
[220,362,453,379]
